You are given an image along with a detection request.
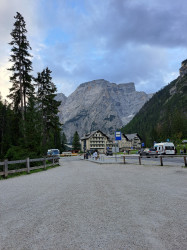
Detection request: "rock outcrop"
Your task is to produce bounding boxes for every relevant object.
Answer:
[55,93,67,106]
[57,79,152,142]
[179,59,187,77]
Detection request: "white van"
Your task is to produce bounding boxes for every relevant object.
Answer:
[154,142,175,155]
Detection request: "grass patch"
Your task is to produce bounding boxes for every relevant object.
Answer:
[114,150,139,155]
[0,163,60,180]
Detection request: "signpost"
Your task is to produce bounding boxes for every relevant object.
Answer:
[114,132,121,162]
[115,131,122,141]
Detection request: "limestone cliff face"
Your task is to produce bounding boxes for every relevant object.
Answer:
[55,93,67,106]
[57,79,152,142]
[179,59,187,77]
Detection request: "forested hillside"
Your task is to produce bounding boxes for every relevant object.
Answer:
[121,74,187,147]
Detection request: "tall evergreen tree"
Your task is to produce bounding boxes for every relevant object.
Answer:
[24,94,42,156]
[8,12,33,120]
[72,131,81,151]
[61,132,67,152]
[35,67,61,154]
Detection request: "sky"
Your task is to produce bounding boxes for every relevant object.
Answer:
[0,0,187,99]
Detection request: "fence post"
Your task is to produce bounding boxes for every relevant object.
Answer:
[139,156,141,165]
[26,157,30,174]
[43,157,46,170]
[160,156,163,166]
[4,159,8,178]
[184,156,187,167]
[123,156,126,164]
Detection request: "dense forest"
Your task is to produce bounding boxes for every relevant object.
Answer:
[121,73,187,147]
[0,12,62,160]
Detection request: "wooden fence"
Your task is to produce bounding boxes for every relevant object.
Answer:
[123,155,187,167]
[0,156,60,178]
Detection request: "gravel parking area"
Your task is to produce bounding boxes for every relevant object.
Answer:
[0,159,187,250]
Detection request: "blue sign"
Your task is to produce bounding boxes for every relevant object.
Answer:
[142,142,145,147]
[166,138,170,142]
[115,131,121,140]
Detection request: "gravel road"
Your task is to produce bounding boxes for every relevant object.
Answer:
[0,159,187,250]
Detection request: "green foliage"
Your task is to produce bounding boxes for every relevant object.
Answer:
[35,67,62,154]
[5,146,37,160]
[121,76,187,147]
[24,95,42,155]
[8,12,33,116]
[72,131,81,151]
[0,13,63,161]
[61,132,67,152]
[0,97,16,159]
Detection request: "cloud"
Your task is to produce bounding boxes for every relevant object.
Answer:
[0,60,12,99]
[0,0,187,99]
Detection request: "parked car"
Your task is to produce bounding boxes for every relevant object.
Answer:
[47,149,60,157]
[47,149,60,162]
[139,148,158,157]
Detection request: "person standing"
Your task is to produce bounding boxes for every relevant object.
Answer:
[184,147,186,154]
[93,150,97,160]
[95,150,98,160]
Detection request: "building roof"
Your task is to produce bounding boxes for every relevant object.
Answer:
[81,130,109,140]
[125,133,142,141]
[122,134,129,140]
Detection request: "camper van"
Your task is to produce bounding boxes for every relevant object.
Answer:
[154,142,175,155]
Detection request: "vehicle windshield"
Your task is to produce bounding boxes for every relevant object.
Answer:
[52,150,59,154]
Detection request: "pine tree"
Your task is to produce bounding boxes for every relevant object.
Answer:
[0,96,14,158]
[61,132,67,152]
[72,131,81,151]
[35,67,62,154]
[8,12,33,120]
[24,94,42,156]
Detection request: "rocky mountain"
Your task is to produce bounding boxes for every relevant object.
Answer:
[121,60,187,146]
[57,79,152,142]
[55,93,67,106]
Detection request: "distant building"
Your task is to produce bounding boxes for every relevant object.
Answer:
[81,130,113,153]
[118,133,142,151]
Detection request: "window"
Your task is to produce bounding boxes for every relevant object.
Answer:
[165,146,174,150]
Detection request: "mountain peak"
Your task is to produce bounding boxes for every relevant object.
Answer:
[57,79,151,142]
[179,59,187,77]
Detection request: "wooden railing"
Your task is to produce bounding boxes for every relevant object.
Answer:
[0,156,60,178]
[123,155,187,167]
[87,154,187,167]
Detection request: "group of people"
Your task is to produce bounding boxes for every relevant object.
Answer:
[84,149,99,160]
